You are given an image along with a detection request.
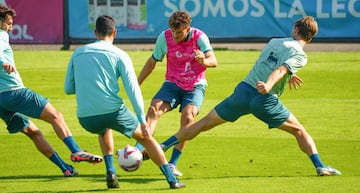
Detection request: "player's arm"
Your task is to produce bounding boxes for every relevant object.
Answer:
[0,40,16,74]
[194,49,217,68]
[64,60,75,94]
[288,74,303,90]
[137,32,165,85]
[137,56,157,85]
[256,64,289,94]
[120,54,146,124]
[2,63,16,74]
[195,33,217,68]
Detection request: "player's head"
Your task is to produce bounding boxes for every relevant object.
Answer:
[0,5,16,32]
[168,10,192,43]
[292,16,318,43]
[95,15,116,39]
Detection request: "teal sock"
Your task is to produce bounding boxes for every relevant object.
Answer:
[104,154,116,174]
[49,152,68,172]
[161,136,180,151]
[63,136,82,153]
[169,148,182,165]
[310,153,326,168]
[135,141,145,152]
[160,164,178,183]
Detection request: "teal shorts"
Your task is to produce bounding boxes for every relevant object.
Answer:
[78,104,138,137]
[215,82,290,128]
[153,81,206,112]
[0,88,49,133]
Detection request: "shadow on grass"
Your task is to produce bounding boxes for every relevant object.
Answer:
[0,174,169,192]
[0,172,316,182]
[0,173,323,193]
[0,174,165,184]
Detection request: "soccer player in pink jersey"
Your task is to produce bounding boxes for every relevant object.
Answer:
[135,10,217,176]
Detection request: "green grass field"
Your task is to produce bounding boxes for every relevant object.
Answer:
[0,49,359,193]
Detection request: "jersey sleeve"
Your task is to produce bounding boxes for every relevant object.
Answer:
[0,33,11,65]
[64,57,76,94]
[118,52,146,123]
[197,33,213,53]
[0,38,7,65]
[284,48,307,74]
[152,32,167,61]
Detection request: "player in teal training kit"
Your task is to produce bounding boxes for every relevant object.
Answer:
[0,5,102,177]
[64,15,185,189]
[160,16,341,176]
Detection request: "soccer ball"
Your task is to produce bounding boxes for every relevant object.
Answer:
[116,145,143,172]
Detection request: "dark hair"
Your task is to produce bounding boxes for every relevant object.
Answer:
[95,15,116,36]
[168,10,191,30]
[0,5,16,21]
[294,16,318,42]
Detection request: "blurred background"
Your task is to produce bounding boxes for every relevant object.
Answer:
[4,0,360,50]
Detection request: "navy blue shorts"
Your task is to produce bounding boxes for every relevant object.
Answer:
[153,81,206,112]
[0,88,49,133]
[215,82,290,128]
[78,104,138,137]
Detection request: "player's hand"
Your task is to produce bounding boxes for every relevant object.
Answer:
[194,49,205,65]
[256,81,271,94]
[288,74,303,90]
[139,123,150,139]
[2,63,16,74]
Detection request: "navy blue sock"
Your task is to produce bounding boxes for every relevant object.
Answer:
[310,153,326,168]
[160,164,178,183]
[49,152,68,172]
[63,136,82,153]
[161,136,180,151]
[169,148,182,165]
[104,154,116,174]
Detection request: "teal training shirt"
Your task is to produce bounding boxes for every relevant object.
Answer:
[0,30,25,93]
[64,40,146,123]
[244,37,307,97]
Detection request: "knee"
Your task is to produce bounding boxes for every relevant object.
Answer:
[23,127,43,139]
[147,105,161,120]
[41,103,65,122]
[53,110,64,120]
[45,110,65,124]
[291,126,308,138]
[187,110,197,120]
[132,128,148,142]
[181,107,198,124]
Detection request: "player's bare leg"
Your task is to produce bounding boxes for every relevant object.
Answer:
[278,113,318,156]
[135,99,170,157]
[176,109,227,141]
[278,113,341,176]
[161,109,227,152]
[40,103,103,164]
[169,104,198,176]
[22,121,78,177]
[146,99,171,136]
[133,126,185,189]
[39,103,72,140]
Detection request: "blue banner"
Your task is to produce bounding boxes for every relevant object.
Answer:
[68,0,360,39]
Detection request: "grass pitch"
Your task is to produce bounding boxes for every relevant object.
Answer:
[0,49,359,193]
